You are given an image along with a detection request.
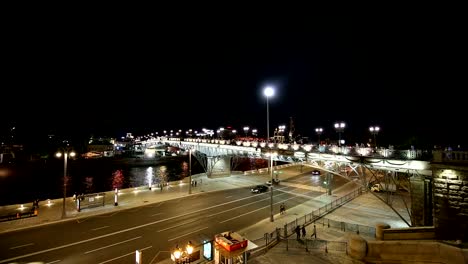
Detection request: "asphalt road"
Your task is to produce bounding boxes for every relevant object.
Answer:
[0,171,345,264]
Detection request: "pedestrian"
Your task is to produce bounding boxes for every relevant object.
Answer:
[279,203,284,215]
[195,180,197,187]
[301,225,306,238]
[295,226,301,240]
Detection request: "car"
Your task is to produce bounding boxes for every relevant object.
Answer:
[266,179,280,185]
[312,170,321,175]
[251,185,269,193]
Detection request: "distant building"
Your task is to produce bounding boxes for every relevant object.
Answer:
[85,137,115,158]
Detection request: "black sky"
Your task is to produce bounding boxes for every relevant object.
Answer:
[2,16,466,148]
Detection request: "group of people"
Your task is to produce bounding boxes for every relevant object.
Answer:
[295,225,307,239]
[191,179,199,187]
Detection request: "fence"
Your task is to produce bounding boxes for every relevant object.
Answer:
[76,192,106,211]
[279,238,348,253]
[245,187,371,257]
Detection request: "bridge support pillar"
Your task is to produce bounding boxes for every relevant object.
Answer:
[208,156,231,178]
[431,163,468,241]
[410,175,433,227]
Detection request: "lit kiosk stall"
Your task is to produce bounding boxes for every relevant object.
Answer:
[214,231,258,264]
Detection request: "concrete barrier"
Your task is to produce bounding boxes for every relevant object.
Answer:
[365,240,468,263]
[383,226,436,240]
[375,223,390,241]
[347,234,367,260]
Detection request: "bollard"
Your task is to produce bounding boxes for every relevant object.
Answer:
[114,188,118,206]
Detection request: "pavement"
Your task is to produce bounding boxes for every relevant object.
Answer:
[0,165,409,263]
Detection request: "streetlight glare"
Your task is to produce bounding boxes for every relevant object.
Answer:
[263,86,274,97]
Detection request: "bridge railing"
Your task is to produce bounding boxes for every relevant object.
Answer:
[432,150,468,163]
[160,138,434,161]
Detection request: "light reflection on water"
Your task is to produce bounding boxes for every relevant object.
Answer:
[0,157,269,206]
[0,158,200,206]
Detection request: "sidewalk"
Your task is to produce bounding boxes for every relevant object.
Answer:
[0,166,408,263]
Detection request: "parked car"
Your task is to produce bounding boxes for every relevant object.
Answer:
[266,179,280,185]
[312,170,321,175]
[251,185,269,193]
[370,183,397,193]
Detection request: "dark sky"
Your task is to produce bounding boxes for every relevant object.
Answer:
[2,16,465,148]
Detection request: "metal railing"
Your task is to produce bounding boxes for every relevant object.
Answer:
[245,187,371,257]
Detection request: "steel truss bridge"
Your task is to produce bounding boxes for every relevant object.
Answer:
[141,138,436,227]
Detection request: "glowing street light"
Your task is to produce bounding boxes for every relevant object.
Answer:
[263,85,275,222]
[369,126,380,148]
[315,127,323,145]
[243,126,249,137]
[334,122,346,147]
[56,149,76,219]
[171,241,194,263]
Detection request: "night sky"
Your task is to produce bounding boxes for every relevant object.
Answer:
[2,16,465,148]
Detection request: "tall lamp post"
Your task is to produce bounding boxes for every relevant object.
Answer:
[369,126,380,148]
[315,127,323,145]
[263,85,275,222]
[334,122,346,147]
[188,148,192,194]
[56,149,76,219]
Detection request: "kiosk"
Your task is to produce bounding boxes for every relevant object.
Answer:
[214,231,258,264]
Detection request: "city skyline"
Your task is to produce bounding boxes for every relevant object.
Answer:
[2,17,465,148]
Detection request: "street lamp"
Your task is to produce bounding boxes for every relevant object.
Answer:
[334,122,346,147]
[369,126,380,148]
[56,149,76,219]
[263,85,275,222]
[243,126,249,137]
[188,148,192,195]
[252,129,258,137]
[171,241,194,263]
[315,127,323,145]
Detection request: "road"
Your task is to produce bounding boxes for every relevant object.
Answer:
[0,170,348,264]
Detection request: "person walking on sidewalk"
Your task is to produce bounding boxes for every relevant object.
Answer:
[301,225,306,238]
[279,203,285,215]
[295,226,301,240]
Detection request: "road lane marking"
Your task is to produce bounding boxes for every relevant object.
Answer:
[219,195,308,223]
[0,188,309,263]
[45,260,60,264]
[9,243,34,250]
[158,217,202,232]
[151,213,163,217]
[168,227,208,241]
[225,195,233,199]
[98,245,152,264]
[92,226,110,231]
[84,236,141,254]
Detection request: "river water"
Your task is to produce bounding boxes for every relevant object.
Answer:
[0,156,269,206]
[0,156,204,206]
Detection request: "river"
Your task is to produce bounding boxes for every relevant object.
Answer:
[0,155,270,206]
